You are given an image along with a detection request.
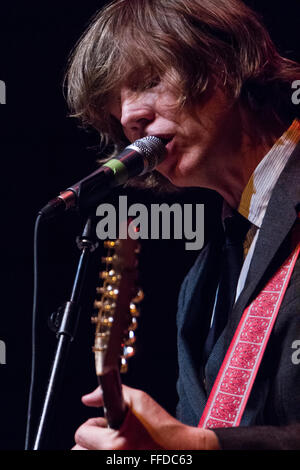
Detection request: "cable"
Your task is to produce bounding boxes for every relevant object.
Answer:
[25,213,43,450]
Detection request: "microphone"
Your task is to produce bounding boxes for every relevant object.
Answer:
[39,136,166,219]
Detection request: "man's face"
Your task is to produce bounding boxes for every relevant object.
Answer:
[109,78,237,189]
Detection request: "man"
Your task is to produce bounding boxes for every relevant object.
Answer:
[65,0,300,449]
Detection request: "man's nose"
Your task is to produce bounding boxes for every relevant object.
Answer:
[120,94,155,141]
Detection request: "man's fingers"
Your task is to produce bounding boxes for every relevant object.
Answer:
[74,418,125,450]
[82,386,103,407]
[82,384,136,409]
[72,444,88,450]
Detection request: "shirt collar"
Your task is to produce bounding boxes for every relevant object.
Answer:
[237,119,300,228]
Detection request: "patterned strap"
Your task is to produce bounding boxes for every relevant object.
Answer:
[199,216,300,429]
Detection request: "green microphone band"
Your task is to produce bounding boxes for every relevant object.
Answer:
[103,159,129,186]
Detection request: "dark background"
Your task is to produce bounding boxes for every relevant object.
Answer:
[0,0,299,450]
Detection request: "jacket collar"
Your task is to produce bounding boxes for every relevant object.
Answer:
[179,142,300,421]
[220,140,300,346]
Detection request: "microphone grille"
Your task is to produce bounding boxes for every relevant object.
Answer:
[129,136,166,172]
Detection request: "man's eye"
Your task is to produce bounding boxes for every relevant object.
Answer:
[144,77,160,90]
[129,76,160,92]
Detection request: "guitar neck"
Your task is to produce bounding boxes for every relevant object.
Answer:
[93,235,141,430]
[98,369,127,429]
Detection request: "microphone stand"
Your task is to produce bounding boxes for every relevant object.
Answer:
[32,216,98,450]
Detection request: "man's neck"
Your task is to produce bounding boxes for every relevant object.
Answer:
[217,114,287,209]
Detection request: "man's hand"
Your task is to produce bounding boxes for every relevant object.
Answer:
[72,385,220,450]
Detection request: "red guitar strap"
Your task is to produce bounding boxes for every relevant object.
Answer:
[199,215,300,429]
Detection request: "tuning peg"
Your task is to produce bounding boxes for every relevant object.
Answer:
[129,302,140,317]
[106,288,119,300]
[132,289,144,304]
[100,316,114,327]
[100,270,120,284]
[100,269,115,278]
[101,255,118,264]
[94,300,116,312]
[124,330,136,345]
[120,357,128,374]
[104,301,116,312]
[120,346,135,374]
[104,241,117,249]
[123,345,135,359]
[93,300,103,309]
[129,317,138,330]
[96,285,119,297]
[96,286,105,295]
[100,271,109,280]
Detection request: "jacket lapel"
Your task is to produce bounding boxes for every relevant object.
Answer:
[206,142,300,390]
[177,237,223,422]
[231,141,300,332]
[179,142,300,422]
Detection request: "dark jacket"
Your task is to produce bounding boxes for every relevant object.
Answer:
[176,142,300,449]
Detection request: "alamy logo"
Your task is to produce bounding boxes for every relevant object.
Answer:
[292,80,300,105]
[0,340,6,364]
[292,340,300,365]
[96,196,205,251]
[0,80,6,104]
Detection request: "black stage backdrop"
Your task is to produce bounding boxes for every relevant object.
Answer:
[0,0,299,450]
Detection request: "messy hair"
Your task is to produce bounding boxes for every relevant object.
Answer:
[65,0,300,188]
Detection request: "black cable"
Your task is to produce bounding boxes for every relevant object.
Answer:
[25,213,43,450]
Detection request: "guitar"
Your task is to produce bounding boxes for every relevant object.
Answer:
[92,235,143,429]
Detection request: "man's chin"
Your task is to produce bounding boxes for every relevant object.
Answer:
[125,170,181,193]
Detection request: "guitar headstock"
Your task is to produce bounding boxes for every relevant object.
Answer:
[92,235,143,377]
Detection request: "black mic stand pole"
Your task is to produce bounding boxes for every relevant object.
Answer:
[32,216,98,450]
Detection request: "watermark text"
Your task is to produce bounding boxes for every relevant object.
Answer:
[96,196,205,251]
[292,80,300,105]
[0,340,6,365]
[292,340,300,365]
[0,80,6,104]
